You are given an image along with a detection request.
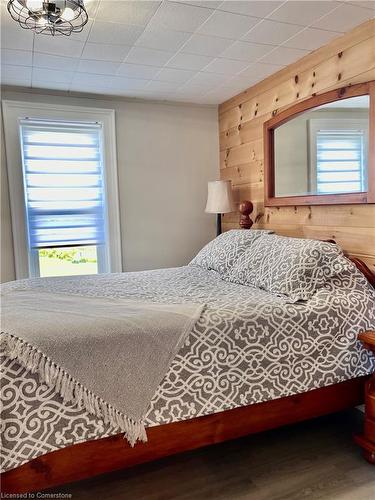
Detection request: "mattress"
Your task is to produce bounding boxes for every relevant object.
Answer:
[1,264,374,472]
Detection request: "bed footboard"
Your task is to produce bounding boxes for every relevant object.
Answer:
[355,331,375,463]
[2,376,367,494]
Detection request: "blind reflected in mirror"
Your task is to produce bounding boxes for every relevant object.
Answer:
[274,95,369,197]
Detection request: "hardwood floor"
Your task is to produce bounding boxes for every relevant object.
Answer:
[47,410,374,500]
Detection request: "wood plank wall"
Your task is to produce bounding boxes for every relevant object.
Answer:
[219,20,375,271]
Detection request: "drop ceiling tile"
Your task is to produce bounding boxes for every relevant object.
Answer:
[1,18,34,51]
[238,62,285,80]
[283,27,340,50]
[81,43,131,62]
[77,59,121,75]
[188,71,232,86]
[312,3,374,32]
[68,19,94,42]
[111,75,150,91]
[259,45,309,65]
[125,47,174,66]
[178,81,214,93]
[242,19,303,46]
[203,85,238,99]
[145,80,182,92]
[221,41,274,62]
[176,1,222,8]
[1,65,32,86]
[133,89,175,102]
[129,89,176,99]
[117,63,161,79]
[72,72,114,87]
[173,85,209,98]
[88,21,143,46]
[268,1,338,26]
[166,52,213,70]
[203,58,250,75]
[1,49,32,67]
[225,75,259,89]
[173,94,211,104]
[135,28,191,51]
[85,0,100,19]
[221,80,249,93]
[33,53,80,71]
[34,37,84,59]
[219,82,256,95]
[154,67,197,83]
[34,68,74,84]
[96,1,161,26]
[148,1,214,32]
[180,34,233,56]
[345,1,375,10]
[218,1,284,18]
[197,10,259,39]
[191,82,219,93]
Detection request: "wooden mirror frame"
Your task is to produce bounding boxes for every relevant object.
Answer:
[264,81,375,206]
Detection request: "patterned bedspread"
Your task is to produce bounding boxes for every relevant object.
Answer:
[1,264,374,472]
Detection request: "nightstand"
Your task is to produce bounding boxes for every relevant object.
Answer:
[355,330,375,464]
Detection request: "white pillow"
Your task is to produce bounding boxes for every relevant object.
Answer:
[228,235,344,302]
[189,230,273,277]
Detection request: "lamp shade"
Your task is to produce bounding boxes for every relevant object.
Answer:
[205,180,235,214]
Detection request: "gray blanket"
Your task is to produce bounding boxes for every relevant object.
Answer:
[1,288,204,445]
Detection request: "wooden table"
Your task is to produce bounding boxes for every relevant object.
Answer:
[355,331,375,464]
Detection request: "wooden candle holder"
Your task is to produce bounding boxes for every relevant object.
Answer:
[239,200,253,229]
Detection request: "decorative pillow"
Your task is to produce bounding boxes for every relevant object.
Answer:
[228,234,344,302]
[189,229,273,277]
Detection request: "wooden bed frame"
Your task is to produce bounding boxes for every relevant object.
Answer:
[2,238,375,493]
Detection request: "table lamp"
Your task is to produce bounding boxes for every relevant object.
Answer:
[205,180,235,236]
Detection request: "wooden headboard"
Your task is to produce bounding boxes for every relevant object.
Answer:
[238,202,375,288]
[349,258,375,288]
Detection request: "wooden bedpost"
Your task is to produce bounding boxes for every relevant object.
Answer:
[239,200,253,229]
[355,330,375,464]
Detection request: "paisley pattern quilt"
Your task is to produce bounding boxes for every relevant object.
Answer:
[1,262,374,472]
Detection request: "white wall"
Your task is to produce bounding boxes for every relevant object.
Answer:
[1,89,219,281]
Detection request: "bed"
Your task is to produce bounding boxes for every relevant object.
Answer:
[1,230,375,493]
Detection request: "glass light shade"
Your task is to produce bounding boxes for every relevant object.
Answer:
[7,0,88,36]
[205,180,235,214]
[26,0,43,9]
[61,7,75,21]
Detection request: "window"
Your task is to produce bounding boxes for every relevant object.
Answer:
[19,119,108,277]
[316,130,366,194]
[3,101,122,279]
[309,118,368,195]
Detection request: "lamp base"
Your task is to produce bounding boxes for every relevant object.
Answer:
[216,213,222,237]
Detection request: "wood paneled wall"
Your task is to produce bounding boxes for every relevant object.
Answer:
[219,20,375,271]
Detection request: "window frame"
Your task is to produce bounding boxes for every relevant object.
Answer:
[308,117,369,195]
[2,100,122,279]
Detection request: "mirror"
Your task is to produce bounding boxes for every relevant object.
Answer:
[274,95,369,197]
[264,82,374,206]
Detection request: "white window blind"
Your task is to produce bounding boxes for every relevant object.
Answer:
[316,130,366,194]
[19,119,106,249]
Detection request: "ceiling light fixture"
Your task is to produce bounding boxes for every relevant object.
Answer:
[7,0,88,36]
